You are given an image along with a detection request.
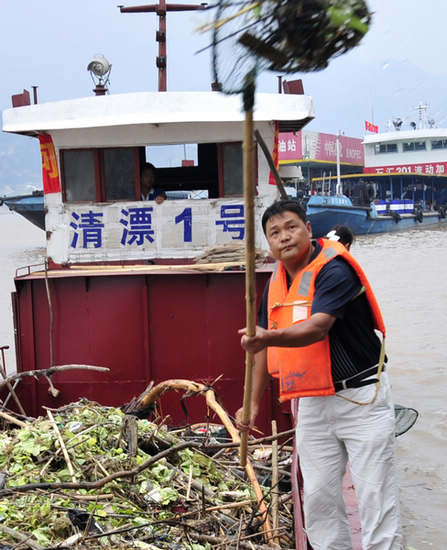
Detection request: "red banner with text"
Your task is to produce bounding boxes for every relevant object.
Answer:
[38,134,61,194]
[364,162,447,176]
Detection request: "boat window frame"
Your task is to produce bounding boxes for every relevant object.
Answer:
[375,143,398,154]
[60,147,141,203]
[402,141,426,152]
[431,139,447,150]
[60,141,254,202]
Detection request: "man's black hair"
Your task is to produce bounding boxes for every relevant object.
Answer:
[330,224,354,247]
[261,199,307,234]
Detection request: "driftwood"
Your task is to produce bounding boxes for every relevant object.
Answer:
[0,364,110,389]
[125,378,275,545]
[0,345,26,416]
[204,428,296,451]
[0,409,28,427]
[0,396,295,548]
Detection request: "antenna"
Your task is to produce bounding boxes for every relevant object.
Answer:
[410,121,417,130]
[119,2,207,92]
[415,102,428,129]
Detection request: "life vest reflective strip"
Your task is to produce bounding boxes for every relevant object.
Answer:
[267,239,385,402]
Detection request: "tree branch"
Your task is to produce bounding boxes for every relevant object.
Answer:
[0,364,110,388]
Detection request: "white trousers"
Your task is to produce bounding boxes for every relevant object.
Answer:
[295,372,403,550]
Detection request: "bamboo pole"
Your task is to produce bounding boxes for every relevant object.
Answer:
[271,420,279,543]
[35,261,246,277]
[46,409,77,483]
[240,97,257,469]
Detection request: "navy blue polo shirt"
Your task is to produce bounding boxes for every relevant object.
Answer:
[257,241,383,382]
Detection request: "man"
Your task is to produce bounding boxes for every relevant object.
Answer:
[155,190,167,204]
[140,162,163,201]
[326,224,355,251]
[236,200,403,549]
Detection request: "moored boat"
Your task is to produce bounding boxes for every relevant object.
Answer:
[302,108,447,236]
[1,86,314,431]
[305,188,447,237]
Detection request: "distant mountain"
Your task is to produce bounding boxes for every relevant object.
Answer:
[0,133,41,196]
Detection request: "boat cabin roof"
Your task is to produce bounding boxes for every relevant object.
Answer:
[2,91,314,139]
[363,127,447,145]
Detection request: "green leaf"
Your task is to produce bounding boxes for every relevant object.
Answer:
[31,527,52,546]
[159,487,178,505]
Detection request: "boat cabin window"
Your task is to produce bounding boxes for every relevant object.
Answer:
[221,143,243,196]
[431,139,447,150]
[104,148,139,201]
[375,143,398,154]
[61,141,244,203]
[62,150,97,201]
[402,141,426,152]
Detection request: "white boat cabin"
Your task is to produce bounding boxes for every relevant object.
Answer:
[364,128,447,177]
[3,91,314,264]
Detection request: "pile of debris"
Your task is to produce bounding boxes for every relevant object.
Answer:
[194,243,267,265]
[0,383,295,549]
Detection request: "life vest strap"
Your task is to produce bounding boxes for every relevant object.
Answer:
[271,286,365,314]
[270,300,312,311]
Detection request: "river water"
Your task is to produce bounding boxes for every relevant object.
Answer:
[0,206,445,548]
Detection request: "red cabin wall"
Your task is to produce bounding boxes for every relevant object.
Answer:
[9,270,292,434]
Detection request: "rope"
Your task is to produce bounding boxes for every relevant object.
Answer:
[336,338,386,406]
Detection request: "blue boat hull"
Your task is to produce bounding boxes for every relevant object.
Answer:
[307,206,447,238]
[0,193,45,230]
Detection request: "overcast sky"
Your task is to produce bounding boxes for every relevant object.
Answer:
[1,0,447,193]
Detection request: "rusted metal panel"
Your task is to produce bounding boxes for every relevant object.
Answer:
[11,269,293,434]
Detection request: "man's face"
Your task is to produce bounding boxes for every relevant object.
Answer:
[141,167,154,194]
[265,211,312,264]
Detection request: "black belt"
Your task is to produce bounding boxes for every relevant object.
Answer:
[334,365,385,392]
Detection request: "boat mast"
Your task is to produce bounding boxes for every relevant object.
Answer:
[119,1,206,91]
[336,131,342,195]
[417,102,428,129]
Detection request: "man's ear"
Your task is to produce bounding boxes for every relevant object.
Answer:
[305,220,313,238]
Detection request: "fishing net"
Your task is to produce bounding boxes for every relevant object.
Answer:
[394,404,419,437]
[210,0,372,95]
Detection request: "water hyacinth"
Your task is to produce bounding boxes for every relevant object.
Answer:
[0,400,295,549]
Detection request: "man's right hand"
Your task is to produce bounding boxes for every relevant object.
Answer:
[234,404,259,433]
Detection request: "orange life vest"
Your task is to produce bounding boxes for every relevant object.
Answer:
[267,239,385,402]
